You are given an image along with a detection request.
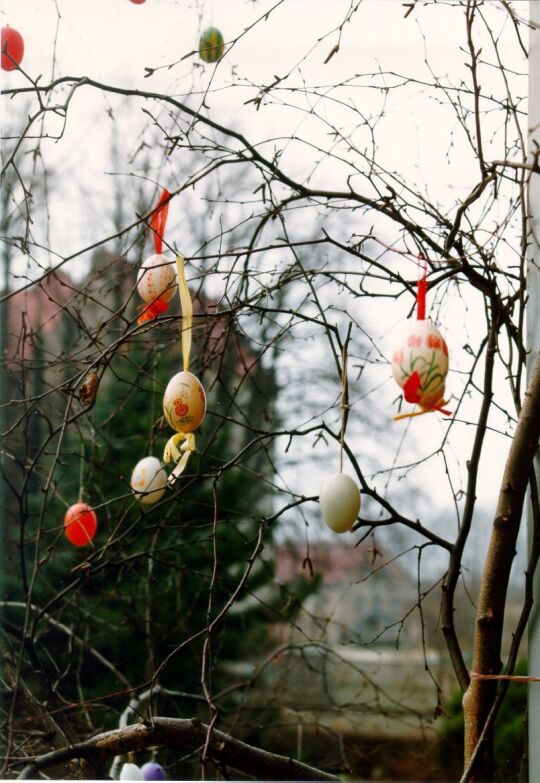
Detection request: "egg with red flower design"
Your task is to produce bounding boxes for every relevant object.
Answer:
[390,319,448,410]
[163,371,206,433]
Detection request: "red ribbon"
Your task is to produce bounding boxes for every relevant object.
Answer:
[402,371,451,416]
[150,188,171,255]
[137,188,172,324]
[417,253,427,320]
[137,297,170,325]
[403,371,422,404]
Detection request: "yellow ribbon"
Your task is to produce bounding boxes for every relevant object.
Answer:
[176,254,192,372]
[163,431,196,486]
[393,399,450,422]
[393,409,434,422]
[163,256,196,486]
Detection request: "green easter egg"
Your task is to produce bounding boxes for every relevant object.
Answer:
[199,27,224,63]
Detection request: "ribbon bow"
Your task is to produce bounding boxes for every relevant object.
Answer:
[163,431,196,486]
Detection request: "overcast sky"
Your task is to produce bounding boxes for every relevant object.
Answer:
[1,0,531,575]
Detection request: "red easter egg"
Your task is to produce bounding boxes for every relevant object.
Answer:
[129,0,146,4]
[1,27,24,71]
[64,503,97,547]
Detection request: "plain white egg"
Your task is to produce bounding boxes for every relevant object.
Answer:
[130,456,168,505]
[120,763,144,781]
[319,473,361,533]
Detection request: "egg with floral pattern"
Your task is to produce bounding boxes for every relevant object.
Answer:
[137,254,176,305]
[390,319,448,410]
[163,371,206,433]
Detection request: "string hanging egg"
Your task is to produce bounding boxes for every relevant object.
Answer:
[1,26,24,71]
[64,503,97,547]
[130,457,168,505]
[199,27,224,63]
[162,256,207,485]
[319,473,361,534]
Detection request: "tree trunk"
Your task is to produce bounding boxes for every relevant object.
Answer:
[463,352,540,780]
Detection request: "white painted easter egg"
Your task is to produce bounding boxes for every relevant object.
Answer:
[137,254,176,305]
[390,319,448,410]
[130,456,168,505]
[319,473,361,533]
[120,763,143,781]
[163,371,206,433]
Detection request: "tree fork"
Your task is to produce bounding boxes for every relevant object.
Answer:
[463,352,540,780]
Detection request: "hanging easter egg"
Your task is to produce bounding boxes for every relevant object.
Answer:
[141,762,166,781]
[64,503,97,547]
[120,763,143,781]
[391,319,449,411]
[137,254,176,306]
[319,473,361,534]
[131,457,167,505]
[199,27,225,63]
[1,27,24,71]
[163,371,206,433]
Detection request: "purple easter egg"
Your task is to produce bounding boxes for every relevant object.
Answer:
[141,762,166,781]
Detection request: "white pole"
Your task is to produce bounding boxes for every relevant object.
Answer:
[528,2,540,779]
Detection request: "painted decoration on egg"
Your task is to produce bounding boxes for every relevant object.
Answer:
[319,473,361,534]
[64,503,97,547]
[1,27,24,71]
[199,27,224,63]
[163,371,206,434]
[391,319,449,412]
[138,189,173,324]
[130,457,168,505]
[137,254,176,307]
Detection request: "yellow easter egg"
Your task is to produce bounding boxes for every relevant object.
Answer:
[390,319,449,409]
[137,254,176,305]
[130,456,168,505]
[163,371,206,433]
